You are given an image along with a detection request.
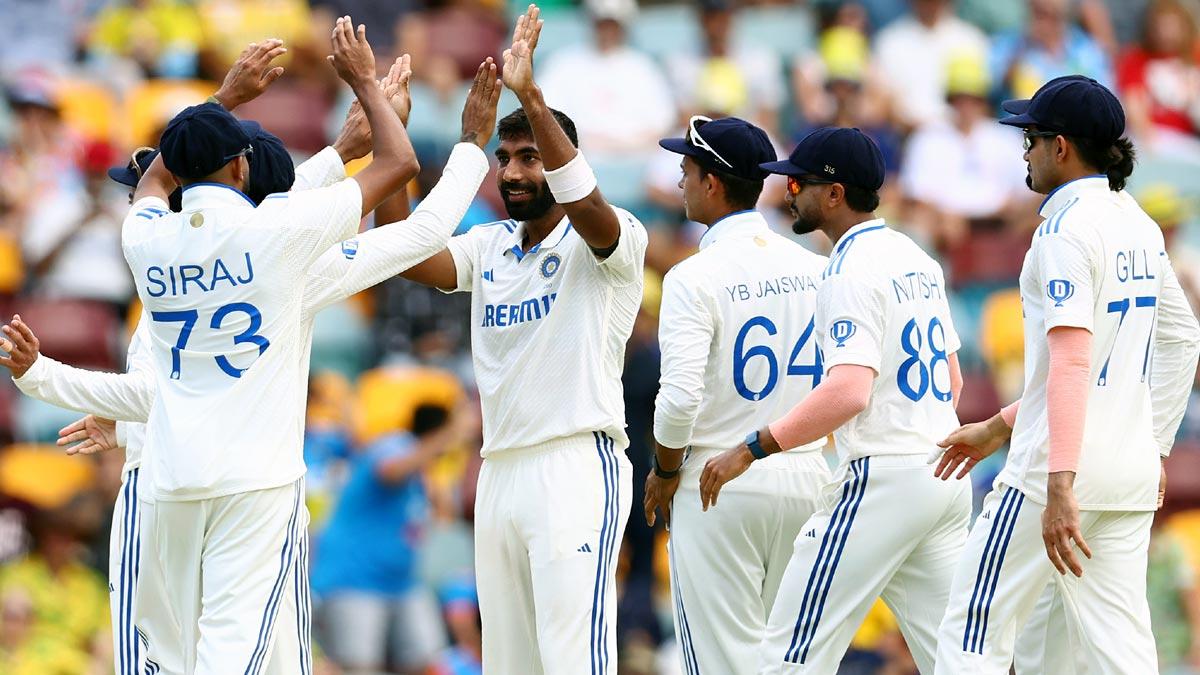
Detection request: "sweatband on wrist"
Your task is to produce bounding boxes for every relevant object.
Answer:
[544,151,597,204]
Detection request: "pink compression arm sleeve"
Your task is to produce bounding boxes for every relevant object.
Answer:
[1000,400,1020,428]
[1046,326,1092,473]
[768,364,875,451]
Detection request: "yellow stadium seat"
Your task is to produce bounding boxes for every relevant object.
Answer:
[123,79,218,147]
[0,444,96,510]
[352,366,465,444]
[979,287,1026,401]
[58,79,122,144]
[0,233,24,294]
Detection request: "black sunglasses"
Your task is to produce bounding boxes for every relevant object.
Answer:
[1022,130,1060,151]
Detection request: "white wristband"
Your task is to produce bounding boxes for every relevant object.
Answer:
[544,151,598,204]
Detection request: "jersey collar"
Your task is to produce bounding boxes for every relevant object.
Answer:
[503,214,572,261]
[180,182,257,210]
[1038,175,1108,218]
[830,217,887,254]
[699,209,767,250]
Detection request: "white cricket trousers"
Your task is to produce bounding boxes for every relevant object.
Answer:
[134,478,313,675]
[935,484,1158,675]
[111,467,143,675]
[474,431,632,675]
[758,454,971,675]
[670,449,831,675]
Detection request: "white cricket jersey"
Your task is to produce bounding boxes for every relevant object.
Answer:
[654,210,827,469]
[445,207,648,455]
[1000,176,1200,511]
[816,219,962,461]
[123,179,362,500]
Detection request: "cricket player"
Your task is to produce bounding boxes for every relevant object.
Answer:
[2,56,503,675]
[932,75,1200,674]
[698,127,971,674]
[645,116,830,673]
[397,6,647,672]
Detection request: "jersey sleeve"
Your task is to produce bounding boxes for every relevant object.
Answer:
[121,196,171,254]
[444,229,483,293]
[653,267,715,449]
[302,143,490,316]
[272,178,363,266]
[818,272,887,373]
[1151,255,1200,456]
[1033,228,1098,333]
[291,146,346,191]
[593,207,649,288]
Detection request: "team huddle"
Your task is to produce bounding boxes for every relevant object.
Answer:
[0,4,1198,674]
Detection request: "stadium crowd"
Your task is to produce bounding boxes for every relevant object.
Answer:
[0,0,1199,673]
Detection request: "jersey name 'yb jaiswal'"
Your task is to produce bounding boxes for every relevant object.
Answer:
[144,252,256,297]
[724,274,819,303]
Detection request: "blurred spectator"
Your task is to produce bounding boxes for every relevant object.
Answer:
[311,0,423,62]
[665,0,785,135]
[312,404,465,674]
[195,0,317,78]
[20,139,134,309]
[431,577,482,675]
[1117,0,1200,158]
[990,0,1114,101]
[1148,519,1200,672]
[900,53,1032,247]
[0,499,109,672]
[0,587,101,674]
[87,0,204,78]
[1142,183,1200,312]
[539,0,676,159]
[872,0,989,129]
[0,0,90,76]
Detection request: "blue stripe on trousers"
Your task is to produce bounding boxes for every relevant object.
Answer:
[785,458,868,664]
[245,482,302,675]
[963,487,1022,654]
[118,469,134,674]
[976,490,1024,652]
[669,536,700,675]
[590,432,619,675]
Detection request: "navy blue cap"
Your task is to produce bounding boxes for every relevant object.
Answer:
[999,75,1125,142]
[659,116,777,181]
[107,148,159,187]
[159,102,253,181]
[239,120,295,205]
[761,127,884,191]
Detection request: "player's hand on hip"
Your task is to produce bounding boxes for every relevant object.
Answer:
[381,54,413,126]
[0,315,40,379]
[461,58,502,148]
[644,472,680,528]
[328,16,377,90]
[502,4,543,98]
[214,39,287,110]
[58,415,119,456]
[931,417,1008,480]
[1043,472,1092,577]
[698,446,753,512]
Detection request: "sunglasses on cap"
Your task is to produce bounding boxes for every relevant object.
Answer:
[686,115,734,170]
[1022,129,1059,152]
[222,145,254,163]
[786,175,835,195]
[128,146,156,181]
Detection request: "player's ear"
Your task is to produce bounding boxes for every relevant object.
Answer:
[829,182,845,208]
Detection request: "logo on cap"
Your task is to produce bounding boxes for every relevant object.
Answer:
[824,164,836,175]
[831,320,857,347]
[1047,279,1075,307]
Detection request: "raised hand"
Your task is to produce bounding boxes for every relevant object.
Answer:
[0,315,40,379]
[381,54,414,127]
[58,415,119,456]
[214,39,288,110]
[502,4,544,98]
[328,16,376,91]
[332,100,371,163]
[461,58,502,148]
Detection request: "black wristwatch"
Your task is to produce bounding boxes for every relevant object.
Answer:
[652,454,681,479]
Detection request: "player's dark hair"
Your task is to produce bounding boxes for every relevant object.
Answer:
[412,403,451,437]
[497,107,579,148]
[1070,136,1136,191]
[843,184,880,213]
[697,165,764,211]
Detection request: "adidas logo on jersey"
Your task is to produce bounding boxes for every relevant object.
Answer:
[980,510,992,520]
[805,529,817,538]
[578,543,592,553]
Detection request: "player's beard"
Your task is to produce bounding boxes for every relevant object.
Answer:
[790,201,823,235]
[501,181,557,222]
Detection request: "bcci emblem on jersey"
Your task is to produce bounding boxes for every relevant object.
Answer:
[831,319,856,347]
[1047,279,1075,307]
[341,238,359,260]
[540,253,562,279]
